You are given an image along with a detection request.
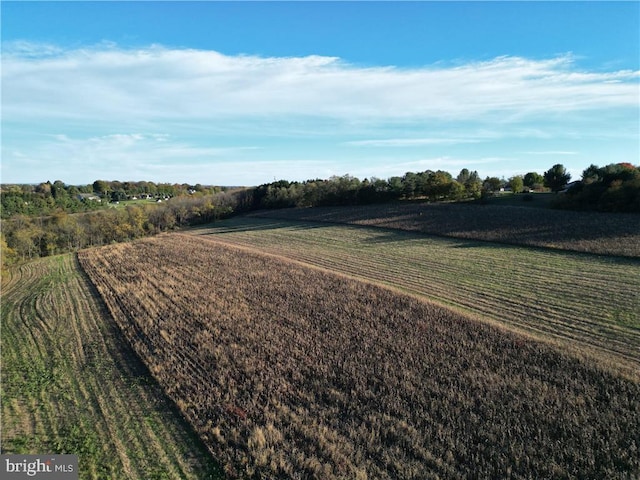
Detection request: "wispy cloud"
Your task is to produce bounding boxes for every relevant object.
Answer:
[3,43,638,126]
[345,138,486,147]
[518,151,579,155]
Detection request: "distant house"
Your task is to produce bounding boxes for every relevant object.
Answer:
[77,193,101,202]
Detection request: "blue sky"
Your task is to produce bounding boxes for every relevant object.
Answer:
[2,1,639,186]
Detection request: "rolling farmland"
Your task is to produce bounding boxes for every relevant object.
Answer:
[190,216,640,376]
[79,234,640,479]
[0,254,221,479]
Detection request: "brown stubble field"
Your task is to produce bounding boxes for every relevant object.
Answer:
[79,234,640,479]
[248,202,640,258]
[190,216,640,377]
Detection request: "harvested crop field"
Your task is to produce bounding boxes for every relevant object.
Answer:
[79,235,640,479]
[1,254,221,479]
[191,217,640,375]
[249,202,640,258]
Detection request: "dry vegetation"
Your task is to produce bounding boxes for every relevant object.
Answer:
[191,217,640,375]
[249,202,640,258]
[79,235,640,479]
[1,254,221,479]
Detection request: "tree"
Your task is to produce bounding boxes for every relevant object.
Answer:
[448,180,466,200]
[543,164,571,193]
[456,168,471,184]
[0,233,18,268]
[388,176,403,199]
[51,180,68,200]
[508,176,524,194]
[423,170,453,201]
[581,164,601,185]
[93,180,109,196]
[523,172,544,189]
[35,181,52,196]
[483,177,502,193]
[402,172,418,198]
[463,170,482,199]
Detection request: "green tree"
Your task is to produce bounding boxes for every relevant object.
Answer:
[402,172,418,198]
[508,176,524,194]
[543,164,571,192]
[51,180,68,200]
[483,177,502,193]
[463,171,482,199]
[448,180,466,200]
[423,170,453,201]
[92,180,109,196]
[523,172,543,189]
[388,176,403,199]
[581,164,601,185]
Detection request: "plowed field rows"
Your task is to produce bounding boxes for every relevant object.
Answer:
[189,217,640,374]
[1,254,220,479]
[79,235,640,479]
[249,203,640,257]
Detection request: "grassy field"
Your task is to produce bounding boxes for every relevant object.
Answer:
[1,254,221,479]
[79,235,640,479]
[190,216,640,377]
[249,202,640,257]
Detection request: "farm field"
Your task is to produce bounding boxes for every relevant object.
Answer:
[190,216,640,376]
[249,202,640,258]
[0,254,221,479]
[79,234,640,479]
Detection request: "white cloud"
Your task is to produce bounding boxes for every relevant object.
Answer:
[3,43,638,126]
[2,43,638,184]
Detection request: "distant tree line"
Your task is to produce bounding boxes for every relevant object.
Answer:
[2,163,637,267]
[250,168,556,210]
[251,169,517,209]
